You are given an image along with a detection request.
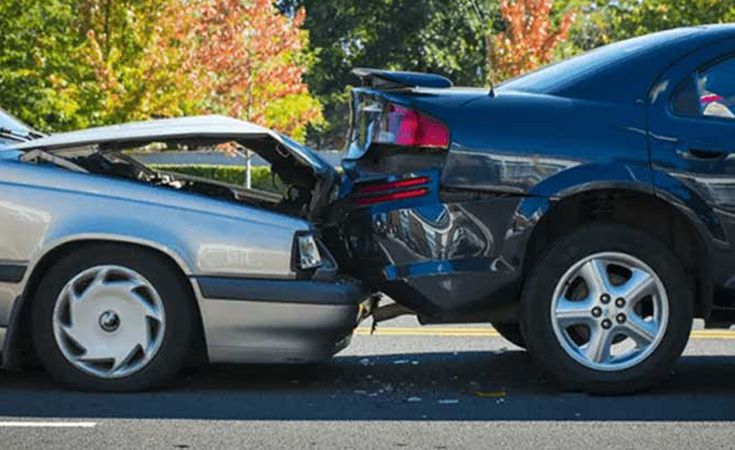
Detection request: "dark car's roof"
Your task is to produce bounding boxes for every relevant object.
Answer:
[498,25,735,103]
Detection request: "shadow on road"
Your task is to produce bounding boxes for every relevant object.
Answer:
[0,351,734,421]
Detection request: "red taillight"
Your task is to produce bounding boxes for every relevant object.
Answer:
[356,188,429,206]
[374,104,449,149]
[358,176,430,194]
[355,176,431,206]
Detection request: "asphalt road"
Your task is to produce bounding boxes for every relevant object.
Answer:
[1,317,735,449]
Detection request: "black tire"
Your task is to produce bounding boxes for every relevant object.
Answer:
[491,322,526,349]
[32,244,196,391]
[520,224,693,395]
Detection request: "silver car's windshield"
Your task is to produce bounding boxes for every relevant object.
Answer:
[0,107,42,144]
[0,107,30,132]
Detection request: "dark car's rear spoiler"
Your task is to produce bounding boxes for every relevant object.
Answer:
[352,68,453,90]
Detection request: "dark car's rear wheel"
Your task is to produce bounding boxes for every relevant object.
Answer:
[491,322,526,349]
[32,244,195,391]
[520,224,692,394]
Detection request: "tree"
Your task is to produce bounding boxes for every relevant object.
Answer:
[487,0,576,82]
[570,0,735,52]
[0,0,92,132]
[0,0,323,140]
[192,0,322,141]
[79,0,203,125]
[79,0,321,140]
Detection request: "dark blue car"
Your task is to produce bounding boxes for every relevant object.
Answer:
[334,25,735,394]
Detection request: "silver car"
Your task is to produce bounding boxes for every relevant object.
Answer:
[0,109,370,391]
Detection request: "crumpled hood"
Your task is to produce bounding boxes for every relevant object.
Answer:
[11,115,332,172]
[11,115,339,220]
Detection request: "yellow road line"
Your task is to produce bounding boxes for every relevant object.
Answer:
[354,327,735,339]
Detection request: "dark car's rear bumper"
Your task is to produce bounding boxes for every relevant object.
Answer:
[192,276,372,364]
[339,177,526,316]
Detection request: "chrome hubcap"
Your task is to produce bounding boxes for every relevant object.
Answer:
[52,265,166,379]
[550,252,669,371]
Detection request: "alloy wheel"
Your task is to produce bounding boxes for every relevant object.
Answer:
[550,252,669,371]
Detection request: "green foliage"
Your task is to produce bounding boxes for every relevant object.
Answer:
[0,0,93,132]
[152,165,282,192]
[0,0,322,138]
[80,0,205,126]
[571,0,735,51]
[261,90,324,143]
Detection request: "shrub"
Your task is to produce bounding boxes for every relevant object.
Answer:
[151,165,282,192]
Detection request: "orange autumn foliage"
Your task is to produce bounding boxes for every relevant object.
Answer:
[191,0,321,138]
[488,0,576,82]
[79,0,321,140]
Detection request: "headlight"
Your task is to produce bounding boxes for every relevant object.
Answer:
[296,233,322,270]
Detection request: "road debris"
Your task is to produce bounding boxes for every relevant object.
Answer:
[475,389,507,398]
[406,397,422,403]
[438,399,460,405]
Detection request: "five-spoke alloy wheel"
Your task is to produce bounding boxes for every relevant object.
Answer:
[521,225,693,394]
[550,252,668,371]
[33,244,195,391]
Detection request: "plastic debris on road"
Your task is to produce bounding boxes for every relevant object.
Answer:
[438,399,460,405]
[475,389,507,398]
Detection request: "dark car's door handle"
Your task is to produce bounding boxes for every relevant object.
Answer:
[676,146,727,161]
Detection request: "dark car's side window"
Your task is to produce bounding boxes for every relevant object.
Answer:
[673,56,735,120]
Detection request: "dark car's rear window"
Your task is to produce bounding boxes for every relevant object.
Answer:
[499,28,701,94]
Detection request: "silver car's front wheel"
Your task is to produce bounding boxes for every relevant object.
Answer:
[52,265,166,379]
[521,225,693,395]
[32,244,195,391]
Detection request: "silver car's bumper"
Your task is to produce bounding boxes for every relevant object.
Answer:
[192,277,371,363]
